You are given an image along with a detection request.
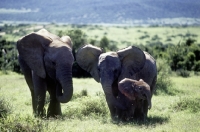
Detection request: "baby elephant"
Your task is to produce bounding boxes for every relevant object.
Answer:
[118,78,152,109]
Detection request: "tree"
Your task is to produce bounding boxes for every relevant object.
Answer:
[100,36,109,51]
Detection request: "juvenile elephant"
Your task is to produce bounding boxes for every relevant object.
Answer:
[17,29,74,117]
[118,78,152,121]
[76,44,157,120]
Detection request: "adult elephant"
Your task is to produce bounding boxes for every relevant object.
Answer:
[17,29,74,117]
[76,44,157,120]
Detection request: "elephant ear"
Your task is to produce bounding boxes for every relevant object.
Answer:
[76,44,103,82]
[37,28,60,40]
[60,36,73,49]
[117,46,146,79]
[17,32,52,78]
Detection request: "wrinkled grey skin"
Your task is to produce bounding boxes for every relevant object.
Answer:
[76,44,157,121]
[118,78,152,121]
[17,29,74,117]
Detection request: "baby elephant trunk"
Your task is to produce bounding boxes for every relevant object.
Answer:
[141,81,152,109]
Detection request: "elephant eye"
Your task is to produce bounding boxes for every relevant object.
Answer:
[138,87,142,91]
[52,61,56,66]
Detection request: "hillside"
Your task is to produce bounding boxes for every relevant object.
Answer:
[0,0,200,25]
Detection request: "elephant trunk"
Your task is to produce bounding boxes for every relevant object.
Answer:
[143,87,152,109]
[101,84,126,110]
[56,65,73,103]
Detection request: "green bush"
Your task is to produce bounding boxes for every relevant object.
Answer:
[193,60,200,71]
[0,39,20,73]
[100,36,109,51]
[176,69,190,78]
[0,115,52,132]
[80,96,108,116]
[167,38,200,72]
[155,58,174,95]
[173,97,200,113]
[0,97,11,118]
[64,92,108,119]
[72,89,88,100]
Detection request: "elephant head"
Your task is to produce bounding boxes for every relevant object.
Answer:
[118,78,152,109]
[17,29,74,103]
[76,44,146,117]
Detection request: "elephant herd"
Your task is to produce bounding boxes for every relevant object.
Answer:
[17,29,157,121]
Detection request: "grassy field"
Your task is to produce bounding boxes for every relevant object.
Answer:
[0,71,200,132]
[2,24,200,50]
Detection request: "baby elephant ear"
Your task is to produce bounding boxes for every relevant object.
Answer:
[17,33,52,78]
[117,46,146,78]
[76,44,103,82]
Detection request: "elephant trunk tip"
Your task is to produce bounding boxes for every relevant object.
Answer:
[148,103,152,110]
[56,84,73,103]
[57,94,73,103]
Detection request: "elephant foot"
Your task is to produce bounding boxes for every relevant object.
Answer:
[133,114,147,123]
[34,108,46,118]
[47,110,62,118]
[47,102,62,118]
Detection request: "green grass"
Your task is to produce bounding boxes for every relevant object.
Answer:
[2,24,200,50]
[46,25,200,49]
[0,71,200,131]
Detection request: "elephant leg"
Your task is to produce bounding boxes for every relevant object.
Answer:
[134,108,145,122]
[133,101,145,122]
[46,80,61,117]
[32,73,47,117]
[19,57,36,114]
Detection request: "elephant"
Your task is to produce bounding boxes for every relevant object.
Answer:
[17,29,74,117]
[118,78,151,108]
[118,78,152,121]
[76,44,157,121]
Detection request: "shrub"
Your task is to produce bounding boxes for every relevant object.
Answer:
[0,115,52,132]
[72,89,88,100]
[81,97,108,116]
[193,60,200,71]
[0,39,20,73]
[100,36,109,51]
[176,69,190,77]
[0,97,11,118]
[173,97,200,113]
[155,58,174,95]
[64,92,108,119]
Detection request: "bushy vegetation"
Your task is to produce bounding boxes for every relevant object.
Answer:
[0,86,108,131]
[1,24,200,78]
[173,97,200,113]
[154,58,174,95]
[0,72,200,131]
[0,115,49,132]
[0,97,11,118]
[139,38,200,76]
[0,39,20,73]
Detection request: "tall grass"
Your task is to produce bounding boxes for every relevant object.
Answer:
[0,97,11,118]
[0,72,200,131]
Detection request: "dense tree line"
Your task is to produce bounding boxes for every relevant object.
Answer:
[0,28,200,77]
[0,39,20,73]
[138,38,200,76]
